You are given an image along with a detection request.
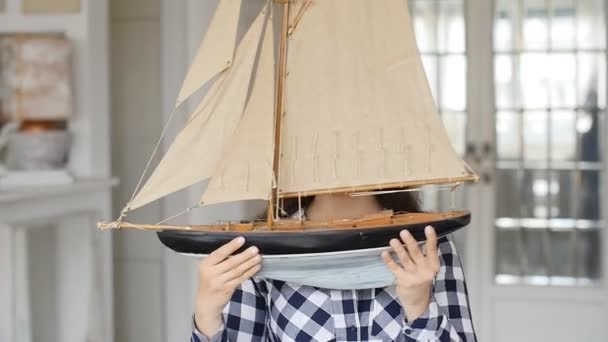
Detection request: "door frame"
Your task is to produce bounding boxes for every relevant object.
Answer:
[465,0,608,340]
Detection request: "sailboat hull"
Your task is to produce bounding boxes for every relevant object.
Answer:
[156,211,470,255]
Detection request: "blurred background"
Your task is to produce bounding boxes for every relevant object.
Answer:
[0,0,606,341]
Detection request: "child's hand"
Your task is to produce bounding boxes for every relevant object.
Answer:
[382,226,440,322]
[195,237,262,337]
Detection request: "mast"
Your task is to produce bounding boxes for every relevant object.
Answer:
[267,0,290,226]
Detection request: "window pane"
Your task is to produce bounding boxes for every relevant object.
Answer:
[411,1,437,53]
[440,55,466,111]
[578,53,606,109]
[576,229,601,279]
[577,0,606,49]
[548,54,576,108]
[523,0,549,50]
[496,169,521,218]
[496,229,525,276]
[524,111,548,161]
[550,170,574,218]
[495,0,519,51]
[522,229,550,277]
[521,53,550,108]
[578,170,600,220]
[551,0,577,49]
[522,169,550,218]
[497,111,521,160]
[438,1,465,53]
[495,55,521,109]
[578,110,601,162]
[548,230,576,278]
[551,111,576,162]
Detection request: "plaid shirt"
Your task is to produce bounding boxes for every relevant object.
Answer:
[192,237,476,341]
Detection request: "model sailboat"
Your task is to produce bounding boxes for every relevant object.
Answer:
[99,0,478,256]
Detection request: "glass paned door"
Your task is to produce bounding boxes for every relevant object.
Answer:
[411,0,468,156]
[410,0,469,200]
[494,0,605,286]
[409,0,469,254]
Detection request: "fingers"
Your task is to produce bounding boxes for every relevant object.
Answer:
[226,263,262,288]
[400,230,424,263]
[221,252,262,282]
[384,228,442,288]
[382,251,402,274]
[425,226,440,272]
[216,246,259,273]
[206,237,245,265]
[390,238,414,270]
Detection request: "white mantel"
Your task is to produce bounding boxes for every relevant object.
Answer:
[0,0,113,341]
[0,178,116,342]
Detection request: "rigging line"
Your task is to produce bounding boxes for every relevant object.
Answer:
[122,68,230,215]
[297,192,303,223]
[275,197,287,217]
[462,159,479,179]
[155,204,199,225]
[121,105,182,213]
[275,189,281,221]
[280,198,287,216]
[449,183,461,210]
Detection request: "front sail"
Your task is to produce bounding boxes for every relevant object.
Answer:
[278,0,476,196]
[175,0,242,107]
[200,14,276,206]
[127,7,267,211]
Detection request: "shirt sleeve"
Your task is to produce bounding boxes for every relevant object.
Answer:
[401,237,477,342]
[191,278,268,342]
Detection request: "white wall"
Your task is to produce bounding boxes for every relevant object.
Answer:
[109,0,164,341]
[110,1,273,341]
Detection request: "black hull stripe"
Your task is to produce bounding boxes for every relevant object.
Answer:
[156,213,470,255]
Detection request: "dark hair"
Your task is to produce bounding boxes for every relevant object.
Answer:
[280,191,421,218]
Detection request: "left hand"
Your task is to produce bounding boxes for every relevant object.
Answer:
[382,226,440,322]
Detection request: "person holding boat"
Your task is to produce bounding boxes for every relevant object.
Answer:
[192,192,477,342]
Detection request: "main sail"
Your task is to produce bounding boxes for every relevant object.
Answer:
[200,13,276,206]
[126,7,267,211]
[277,0,476,197]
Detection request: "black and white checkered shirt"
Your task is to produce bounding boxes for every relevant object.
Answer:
[192,237,476,341]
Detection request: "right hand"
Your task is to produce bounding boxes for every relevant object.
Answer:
[194,237,262,337]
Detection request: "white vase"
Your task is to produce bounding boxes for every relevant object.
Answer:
[6,131,71,170]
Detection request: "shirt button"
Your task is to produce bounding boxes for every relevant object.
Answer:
[404,328,412,335]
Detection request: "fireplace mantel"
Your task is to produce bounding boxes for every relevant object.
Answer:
[0,179,117,342]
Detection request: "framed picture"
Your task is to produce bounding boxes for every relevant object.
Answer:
[23,0,80,14]
[0,33,74,121]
